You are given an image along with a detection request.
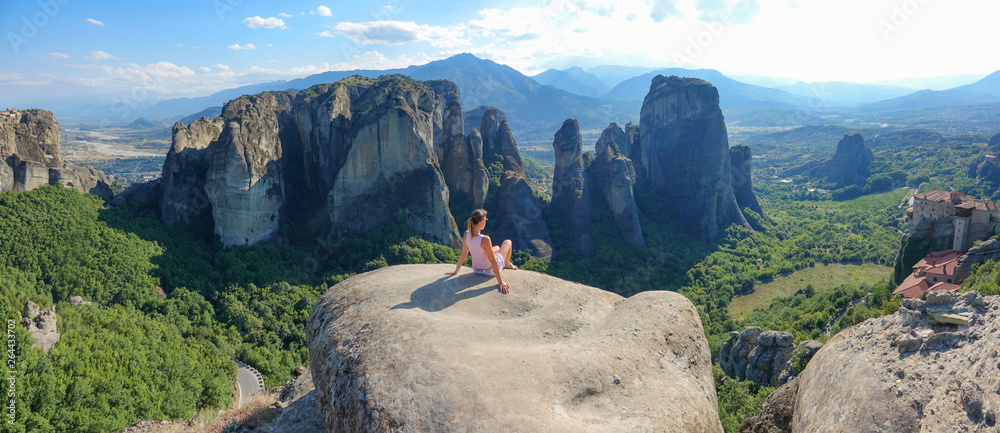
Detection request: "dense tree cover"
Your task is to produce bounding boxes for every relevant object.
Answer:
[0,186,461,432]
[715,371,773,433]
[958,257,1000,296]
[0,186,232,433]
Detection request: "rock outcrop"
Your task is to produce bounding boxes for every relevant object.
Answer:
[20,301,59,352]
[780,133,874,186]
[480,109,553,258]
[970,153,1000,189]
[307,264,723,433]
[323,77,459,247]
[740,290,1000,433]
[160,117,223,225]
[990,132,1000,153]
[153,76,463,247]
[551,119,594,257]
[0,109,113,196]
[955,237,1000,282]
[267,368,325,433]
[729,145,765,218]
[594,123,644,247]
[638,75,750,243]
[207,91,292,246]
[718,327,821,388]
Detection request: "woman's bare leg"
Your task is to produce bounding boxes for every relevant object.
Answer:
[500,239,514,269]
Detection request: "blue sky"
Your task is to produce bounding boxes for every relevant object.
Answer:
[1,0,998,107]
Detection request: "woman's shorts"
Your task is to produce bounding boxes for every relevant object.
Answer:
[473,253,504,277]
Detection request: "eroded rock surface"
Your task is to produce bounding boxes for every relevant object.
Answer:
[307,264,723,433]
[551,119,594,257]
[593,123,644,247]
[719,327,820,388]
[740,290,1000,433]
[0,109,112,196]
[480,110,553,258]
[638,75,750,243]
[21,301,59,352]
[154,76,462,247]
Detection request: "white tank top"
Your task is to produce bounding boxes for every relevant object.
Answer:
[465,231,492,269]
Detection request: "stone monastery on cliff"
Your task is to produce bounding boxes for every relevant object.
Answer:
[896,190,999,297]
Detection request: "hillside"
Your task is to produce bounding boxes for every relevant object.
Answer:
[532,66,610,97]
[775,81,914,106]
[859,70,1000,112]
[604,68,810,109]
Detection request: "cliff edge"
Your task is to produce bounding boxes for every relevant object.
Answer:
[741,290,999,433]
[306,264,723,432]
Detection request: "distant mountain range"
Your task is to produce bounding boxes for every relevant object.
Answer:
[859,71,1000,112]
[775,81,914,106]
[41,53,1000,138]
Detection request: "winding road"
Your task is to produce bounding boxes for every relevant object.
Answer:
[233,359,265,407]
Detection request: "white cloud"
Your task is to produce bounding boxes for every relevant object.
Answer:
[265,44,274,47]
[243,16,286,29]
[228,43,259,50]
[85,50,119,60]
[278,12,293,18]
[45,52,71,59]
[316,5,333,16]
[141,62,196,79]
[198,66,211,72]
[84,18,105,27]
[323,20,470,48]
[215,64,236,77]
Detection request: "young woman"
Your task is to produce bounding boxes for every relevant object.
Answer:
[445,209,517,294]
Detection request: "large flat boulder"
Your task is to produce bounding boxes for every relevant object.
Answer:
[306,264,722,433]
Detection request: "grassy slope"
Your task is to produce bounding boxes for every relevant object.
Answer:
[728,263,891,320]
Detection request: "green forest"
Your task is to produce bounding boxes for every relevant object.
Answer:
[2,126,998,432]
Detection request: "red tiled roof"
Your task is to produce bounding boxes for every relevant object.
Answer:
[913,190,996,211]
[894,272,930,297]
[927,282,961,293]
[911,249,963,273]
[896,250,965,298]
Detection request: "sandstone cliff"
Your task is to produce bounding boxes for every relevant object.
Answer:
[154,76,462,247]
[0,109,112,196]
[207,91,293,245]
[325,77,459,247]
[479,108,553,259]
[306,264,723,433]
[740,290,999,433]
[729,145,765,218]
[638,75,750,243]
[594,123,645,247]
[780,133,874,186]
[551,119,594,257]
[160,117,224,225]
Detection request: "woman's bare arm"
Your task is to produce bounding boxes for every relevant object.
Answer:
[481,235,509,294]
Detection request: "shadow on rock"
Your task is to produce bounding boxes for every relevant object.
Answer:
[391,273,495,312]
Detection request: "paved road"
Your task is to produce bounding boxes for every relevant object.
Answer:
[234,360,265,406]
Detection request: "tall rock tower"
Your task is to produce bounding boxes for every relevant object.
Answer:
[638,75,750,243]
